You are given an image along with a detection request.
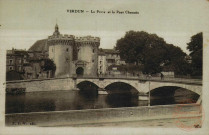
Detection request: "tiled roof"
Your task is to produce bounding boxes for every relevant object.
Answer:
[28,39,48,52]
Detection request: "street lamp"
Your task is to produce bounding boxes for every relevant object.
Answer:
[148,74,151,106]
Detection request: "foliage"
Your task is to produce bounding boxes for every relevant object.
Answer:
[116,31,187,74]
[172,59,192,75]
[42,59,56,76]
[187,32,203,76]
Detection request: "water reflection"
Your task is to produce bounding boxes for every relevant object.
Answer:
[106,94,138,108]
[150,88,199,106]
[6,88,199,114]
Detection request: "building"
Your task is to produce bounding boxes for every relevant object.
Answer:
[102,49,126,67]
[6,48,28,73]
[47,24,100,77]
[100,49,126,74]
[98,51,107,75]
[97,48,126,75]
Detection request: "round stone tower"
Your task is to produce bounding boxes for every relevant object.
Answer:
[75,36,100,76]
[47,24,75,77]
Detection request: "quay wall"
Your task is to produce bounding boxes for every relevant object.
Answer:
[5,104,201,126]
[6,78,75,92]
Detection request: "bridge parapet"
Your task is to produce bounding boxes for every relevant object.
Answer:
[97,74,202,85]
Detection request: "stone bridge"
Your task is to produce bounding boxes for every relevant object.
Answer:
[76,77,202,95]
[6,76,202,98]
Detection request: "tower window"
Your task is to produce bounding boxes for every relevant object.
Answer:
[66,48,69,52]
[92,60,94,63]
[9,66,13,70]
[9,59,13,64]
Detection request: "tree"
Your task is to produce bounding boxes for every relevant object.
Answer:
[187,32,203,76]
[116,31,187,74]
[42,59,56,77]
[164,44,186,65]
[116,31,148,64]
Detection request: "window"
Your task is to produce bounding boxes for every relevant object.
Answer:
[9,66,13,70]
[92,60,94,63]
[100,66,102,69]
[100,61,102,64]
[66,48,69,52]
[9,59,13,64]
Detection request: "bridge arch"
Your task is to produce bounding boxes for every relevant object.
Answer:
[148,86,200,105]
[148,82,201,96]
[77,81,99,91]
[104,82,139,95]
[102,80,139,91]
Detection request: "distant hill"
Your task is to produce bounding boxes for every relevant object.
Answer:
[28,39,48,52]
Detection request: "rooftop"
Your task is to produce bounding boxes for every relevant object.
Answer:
[28,39,48,52]
[7,49,28,55]
[101,49,119,54]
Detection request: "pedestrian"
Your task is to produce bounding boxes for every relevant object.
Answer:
[161,73,164,80]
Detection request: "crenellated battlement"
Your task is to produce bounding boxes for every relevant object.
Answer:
[48,35,99,42]
[48,34,75,40]
[48,34,100,46]
[75,36,100,42]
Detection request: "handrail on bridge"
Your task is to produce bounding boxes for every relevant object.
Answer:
[6,74,202,85]
[76,74,202,84]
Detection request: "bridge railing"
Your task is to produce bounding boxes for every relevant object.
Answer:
[6,74,202,85]
[96,74,202,84]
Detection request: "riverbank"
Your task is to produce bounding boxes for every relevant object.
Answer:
[68,116,202,128]
[6,104,202,127]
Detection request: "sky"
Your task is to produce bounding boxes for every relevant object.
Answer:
[0,0,209,54]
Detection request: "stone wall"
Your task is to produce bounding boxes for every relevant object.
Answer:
[5,104,201,126]
[6,78,76,92]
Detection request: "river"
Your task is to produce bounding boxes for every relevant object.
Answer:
[6,88,199,114]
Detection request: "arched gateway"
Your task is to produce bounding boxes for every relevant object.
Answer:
[76,67,84,76]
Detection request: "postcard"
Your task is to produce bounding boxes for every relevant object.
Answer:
[0,0,209,134]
